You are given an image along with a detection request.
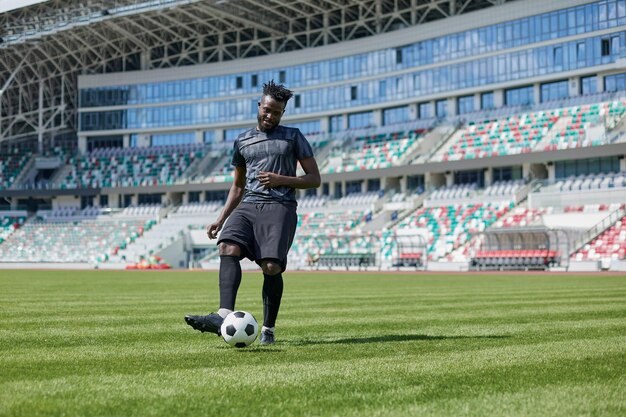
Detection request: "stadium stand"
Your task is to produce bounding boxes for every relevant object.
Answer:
[0,216,152,264]
[61,144,206,189]
[2,0,626,271]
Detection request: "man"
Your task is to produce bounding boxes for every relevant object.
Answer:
[185,80,321,345]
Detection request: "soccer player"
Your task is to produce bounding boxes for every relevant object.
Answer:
[185,80,321,345]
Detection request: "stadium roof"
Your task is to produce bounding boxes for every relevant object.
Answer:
[0,0,515,144]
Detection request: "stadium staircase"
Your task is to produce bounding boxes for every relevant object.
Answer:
[569,205,626,266]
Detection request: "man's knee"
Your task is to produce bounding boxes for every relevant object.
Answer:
[261,260,282,276]
[219,242,241,257]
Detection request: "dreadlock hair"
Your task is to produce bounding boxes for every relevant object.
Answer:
[262,80,293,104]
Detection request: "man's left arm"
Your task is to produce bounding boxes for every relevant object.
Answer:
[257,157,321,189]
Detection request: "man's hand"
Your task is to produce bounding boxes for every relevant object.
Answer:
[257,171,282,189]
[207,220,224,240]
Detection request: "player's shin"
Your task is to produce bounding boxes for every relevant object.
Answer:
[219,255,242,314]
[262,272,283,328]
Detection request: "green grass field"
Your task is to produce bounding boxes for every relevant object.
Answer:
[0,269,625,417]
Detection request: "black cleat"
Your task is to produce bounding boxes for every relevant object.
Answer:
[259,330,275,345]
[184,313,223,335]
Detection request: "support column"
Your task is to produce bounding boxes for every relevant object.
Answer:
[597,75,605,93]
[445,171,454,186]
[78,136,87,153]
[38,79,44,153]
[533,83,541,105]
[484,167,493,187]
[494,89,504,108]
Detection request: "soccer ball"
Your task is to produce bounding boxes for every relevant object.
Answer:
[220,311,259,348]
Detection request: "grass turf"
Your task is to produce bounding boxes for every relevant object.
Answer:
[0,269,624,417]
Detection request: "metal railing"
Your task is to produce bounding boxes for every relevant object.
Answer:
[569,206,626,256]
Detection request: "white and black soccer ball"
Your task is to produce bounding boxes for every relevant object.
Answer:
[220,311,259,348]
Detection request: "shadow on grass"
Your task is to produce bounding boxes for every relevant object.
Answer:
[289,333,510,346]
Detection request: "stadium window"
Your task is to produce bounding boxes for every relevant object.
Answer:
[604,73,626,92]
[481,92,494,110]
[188,191,201,203]
[493,166,522,182]
[345,180,362,195]
[505,85,534,106]
[329,115,343,132]
[236,76,243,89]
[203,131,216,145]
[454,169,484,187]
[138,193,163,205]
[395,48,403,64]
[123,194,133,208]
[294,94,301,109]
[407,175,424,193]
[611,35,620,55]
[99,195,109,208]
[350,86,358,101]
[576,42,586,62]
[580,76,597,95]
[348,111,373,129]
[383,106,409,125]
[418,102,432,119]
[279,70,286,83]
[553,46,563,67]
[540,80,568,103]
[251,74,258,87]
[81,196,94,210]
[457,95,474,115]
[367,178,381,192]
[435,99,447,118]
[601,38,611,56]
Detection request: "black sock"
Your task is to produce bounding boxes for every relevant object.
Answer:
[219,255,241,310]
[262,273,283,328]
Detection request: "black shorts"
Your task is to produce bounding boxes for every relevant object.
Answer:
[217,202,298,272]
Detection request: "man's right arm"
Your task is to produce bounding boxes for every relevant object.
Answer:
[207,165,246,239]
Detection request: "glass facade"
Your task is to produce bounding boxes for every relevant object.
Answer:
[419,102,432,119]
[283,120,322,135]
[581,75,598,95]
[329,115,344,132]
[151,132,196,147]
[79,0,626,133]
[224,128,246,142]
[505,85,535,106]
[457,95,475,115]
[436,99,448,118]
[348,111,374,129]
[540,79,569,102]
[555,156,620,178]
[454,169,485,187]
[605,72,626,91]
[383,106,410,125]
[203,130,216,144]
[481,92,495,110]
[493,166,523,182]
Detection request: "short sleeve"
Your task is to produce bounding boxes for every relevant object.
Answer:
[231,139,245,167]
[294,129,314,160]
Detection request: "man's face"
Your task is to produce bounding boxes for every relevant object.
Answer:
[257,95,285,132]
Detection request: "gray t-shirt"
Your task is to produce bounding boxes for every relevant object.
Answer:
[231,126,314,204]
